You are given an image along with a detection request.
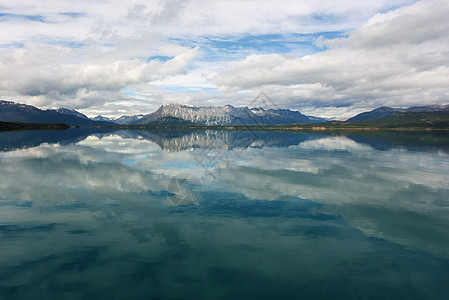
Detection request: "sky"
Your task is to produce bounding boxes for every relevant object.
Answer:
[0,0,448,119]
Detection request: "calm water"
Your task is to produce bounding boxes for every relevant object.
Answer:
[1,129,449,299]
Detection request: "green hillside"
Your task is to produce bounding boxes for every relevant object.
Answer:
[347,111,449,128]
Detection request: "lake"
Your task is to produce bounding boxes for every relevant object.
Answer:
[1,129,449,299]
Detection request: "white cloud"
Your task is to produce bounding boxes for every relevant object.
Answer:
[0,44,198,108]
[213,0,449,118]
[2,0,442,118]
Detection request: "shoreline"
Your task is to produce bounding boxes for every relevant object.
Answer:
[1,121,449,132]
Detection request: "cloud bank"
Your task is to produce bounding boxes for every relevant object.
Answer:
[213,0,449,118]
[0,0,447,118]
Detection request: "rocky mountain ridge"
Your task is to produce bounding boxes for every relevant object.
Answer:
[135,103,325,126]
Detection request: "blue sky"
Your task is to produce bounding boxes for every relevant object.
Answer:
[169,32,345,61]
[0,0,447,119]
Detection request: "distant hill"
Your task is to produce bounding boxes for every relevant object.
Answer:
[348,105,449,121]
[347,111,449,128]
[0,100,114,127]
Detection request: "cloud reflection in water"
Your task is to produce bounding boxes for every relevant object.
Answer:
[1,129,449,299]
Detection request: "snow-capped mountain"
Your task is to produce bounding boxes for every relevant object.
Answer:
[115,115,145,125]
[92,114,144,125]
[135,104,325,126]
[92,115,115,122]
[49,108,89,119]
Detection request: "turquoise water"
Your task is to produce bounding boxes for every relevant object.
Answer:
[1,129,449,299]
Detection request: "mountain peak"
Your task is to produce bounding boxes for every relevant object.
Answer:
[51,107,89,119]
[136,103,322,126]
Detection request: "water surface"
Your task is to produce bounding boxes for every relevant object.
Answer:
[1,129,449,299]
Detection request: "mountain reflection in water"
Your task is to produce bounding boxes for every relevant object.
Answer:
[1,128,449,153]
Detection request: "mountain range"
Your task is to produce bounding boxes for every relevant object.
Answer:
[92,114,145,125]
[1,99,449,127]
[90,103,449,125]
[0,100,113,126]
[0,101,326,126]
